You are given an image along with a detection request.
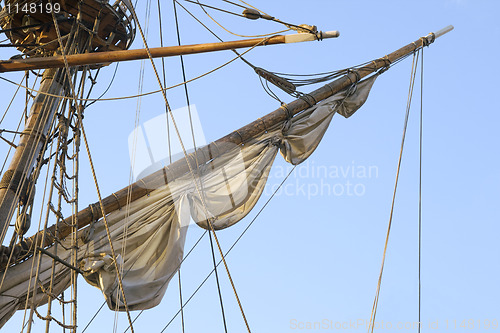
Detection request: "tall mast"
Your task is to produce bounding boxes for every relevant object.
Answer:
[0,0,137,244]
[0,67,64,241]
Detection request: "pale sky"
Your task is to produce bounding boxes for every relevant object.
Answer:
[1,0,499,332]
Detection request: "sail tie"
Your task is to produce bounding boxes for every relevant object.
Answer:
[258,117,269,133]
[383,55,392,67]
[207,142,221,160]
[82,204,99,243]
[139,179,152,196]
[375,57,392,75]
[347,68,361,84]
[344,69,362,98]
[112,192,122,210]
[298,93,317,107]
[88,203,100,222]
[234,130,244,144]
[280,103,293,134]
[279,103,293,119]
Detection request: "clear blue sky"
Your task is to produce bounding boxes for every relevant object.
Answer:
[1,0,499,332]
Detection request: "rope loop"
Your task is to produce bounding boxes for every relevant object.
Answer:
[234,130,244,145]
[324,83,335,96]
[345,69,361,96]
[280,103,295,134]
[280,103,293,119]
[347,68,361,84]
[420,35,433,47]
[298,94,316,107]
[88,203,99,222]
[112,193,122,210]
[258,117,269,133]
[82,203,99,243]
[208,142,221,159]
[139,179,151,196]
[315,31,324,41]
[383,55,392,66]
[376,56,392,74]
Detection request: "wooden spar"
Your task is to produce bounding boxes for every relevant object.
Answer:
[0,31,340,73]
[0,68,64,243]
[0,26,453,269]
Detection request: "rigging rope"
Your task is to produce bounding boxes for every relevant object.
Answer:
[0,125,54,295]
[158,166,296,332]
[0,52,415,104]
[173,0,199,166]
[158,0,172,165]
[0,73,33,198]
[121,7,154,323]
[23,97,65,332]
[0,72,38,175]
[0,41,263,102]
[176,0,257,70]
[179,0,293,102]
[418,47,424,333]
[84,228,209,333]
[43,100,79,332]
[46,7,136,332]
[0,3,91,250]
[208,226,229,333]
[186,0,318,35]
[190,0,291,38]
[237,0,270,16]
[367,50,421,333]
[83,63,119,109]
[0,66,59,287]
[127,4,253,331]
[0,72,26,126]
[69,75,83,331]
[79,98,136,333]
[22,19,84,333]
[171,0,194,330]
[177,270,186,333]
[0,70,63,262]
[82,105,293,333]
[182,0,245,17]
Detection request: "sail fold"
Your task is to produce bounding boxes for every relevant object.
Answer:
[0,75,376,325]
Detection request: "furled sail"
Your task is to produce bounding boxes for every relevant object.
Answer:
[0,75,377,327]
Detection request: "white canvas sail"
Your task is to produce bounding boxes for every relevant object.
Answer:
[0,75,377,327]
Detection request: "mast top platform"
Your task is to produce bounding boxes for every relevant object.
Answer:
[0,0,136,56]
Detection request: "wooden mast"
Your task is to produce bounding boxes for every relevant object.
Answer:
[0,31,340,73]
[0,0,137,245]
[0,26,453,269]
[0,67,64,242]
